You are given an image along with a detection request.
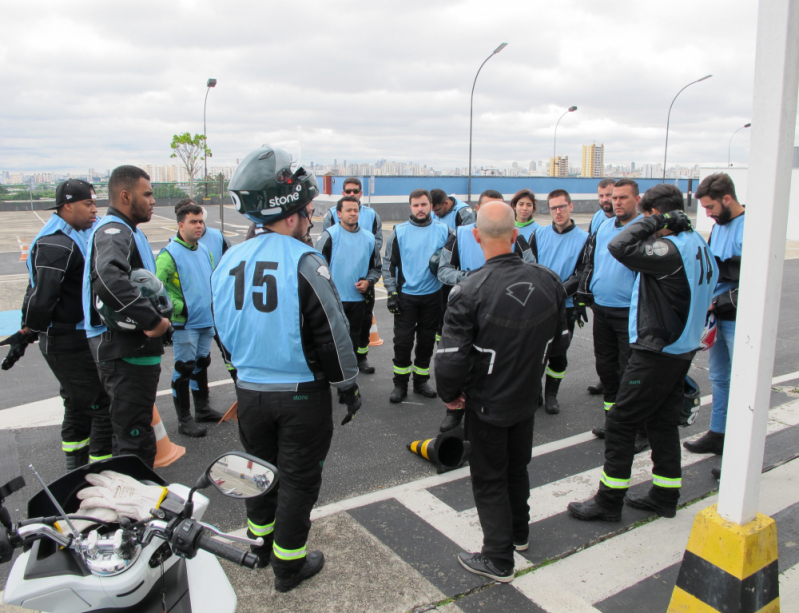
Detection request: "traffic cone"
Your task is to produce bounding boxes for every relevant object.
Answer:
[368,315,383,346]
[18,239,28,262]
[407,428,470,474]
[152,404,185,468]
[219,401,238,424]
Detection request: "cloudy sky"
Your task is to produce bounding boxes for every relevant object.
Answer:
[1,0,781,173]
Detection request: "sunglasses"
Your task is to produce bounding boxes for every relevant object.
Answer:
[344,189,361,194]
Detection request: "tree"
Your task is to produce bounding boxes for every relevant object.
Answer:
[170,133,210,198]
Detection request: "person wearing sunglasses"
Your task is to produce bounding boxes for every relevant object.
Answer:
[320,177,384,375]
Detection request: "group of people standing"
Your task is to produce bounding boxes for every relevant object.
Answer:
[2,146,745,591]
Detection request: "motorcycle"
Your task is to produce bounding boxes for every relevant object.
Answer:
[0,451,278,612]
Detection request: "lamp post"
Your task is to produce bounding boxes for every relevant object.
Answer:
[662,75,712,180]
[553,106,578,176]
[203,78,217,197]
[728,123,752,166]
[467,43,507,205]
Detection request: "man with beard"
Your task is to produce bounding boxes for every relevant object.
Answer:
[684,173,745,456]
[83,166,172,468]
[383,189,451,403]
[321,178,383,374]
[431,189,475,229]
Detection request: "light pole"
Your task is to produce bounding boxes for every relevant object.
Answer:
[203,78,217,197]
[662,74,712,180]
[728,123,752,166]
[553,106,578,176]
[467,43,507,205]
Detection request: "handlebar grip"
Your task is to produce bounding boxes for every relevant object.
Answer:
[196,533,258,569]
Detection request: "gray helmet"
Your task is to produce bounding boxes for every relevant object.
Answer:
[229,145,319,224]
[96,269,173,331]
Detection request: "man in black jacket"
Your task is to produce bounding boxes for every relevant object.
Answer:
[83,166,171,469]
[3,179,113,471]
[436,201,568,583]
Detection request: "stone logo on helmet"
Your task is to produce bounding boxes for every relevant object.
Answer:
[268,191,301,207]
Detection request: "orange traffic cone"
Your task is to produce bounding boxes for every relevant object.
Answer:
[368,315,383,346]
[18,239,28,262]
[152,404,185,468]
[218,401,238,424]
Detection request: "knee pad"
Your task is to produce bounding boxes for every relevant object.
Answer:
[195,354,211,370]
[174,360,196,378]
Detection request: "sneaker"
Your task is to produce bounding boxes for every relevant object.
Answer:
[567,497,622,522]
[513,541,529,552]
[624,490,677,519]
[457,552,514,583]
[273,551,325,593]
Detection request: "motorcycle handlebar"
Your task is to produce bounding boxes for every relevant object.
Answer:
[196,533,259,569]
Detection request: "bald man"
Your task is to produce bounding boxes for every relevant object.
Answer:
[435,201,569,583]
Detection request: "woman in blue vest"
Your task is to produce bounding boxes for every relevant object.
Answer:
[156,202,224,437]
[510,189,543,242]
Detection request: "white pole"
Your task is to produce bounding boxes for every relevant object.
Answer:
[717,0,799,525]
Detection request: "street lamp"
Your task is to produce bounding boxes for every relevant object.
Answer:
[467,43,507,205]
[728,123,752,166]
[662,74,712,180]
[203,78,217,196]
[553,106,578,175]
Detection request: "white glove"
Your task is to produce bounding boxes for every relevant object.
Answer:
[57,507,120,534]
[76,471,167,521]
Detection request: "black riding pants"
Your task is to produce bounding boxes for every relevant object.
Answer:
[357,286,376,358]
[343,300,366,356]
[236,386,333,578]
[392,290,441,386]
[592,309,631,409]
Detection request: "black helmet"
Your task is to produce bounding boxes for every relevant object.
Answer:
[679,376,701,427]
[229,144,319,224]
[96,269,173,331]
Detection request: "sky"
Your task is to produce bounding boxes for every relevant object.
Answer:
[0,0,781,173]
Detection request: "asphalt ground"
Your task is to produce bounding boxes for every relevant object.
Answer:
[1,207,798,607]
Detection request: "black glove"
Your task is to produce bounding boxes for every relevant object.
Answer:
[0,329,36,371]
[162,326,174,347]
[657,210,693,234]
[387,292,401,315]
[340,384,361,425]
[575,291,594,309]
[573,302,589,329]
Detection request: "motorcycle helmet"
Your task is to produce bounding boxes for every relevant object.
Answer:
[679,375,702,427]
[96,269,173,331]
[228,144,319,225]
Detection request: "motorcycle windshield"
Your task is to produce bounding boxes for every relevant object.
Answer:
[27,455,167,519]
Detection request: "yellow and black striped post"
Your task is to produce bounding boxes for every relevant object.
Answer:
[669,504,779,612]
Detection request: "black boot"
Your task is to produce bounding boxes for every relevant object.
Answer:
[544,375,561,414]
[440,409,464,432]
[592,425,606,439]
[413,380,437,398]
[174,379,207,437]
[587,380,604,395]
[358,357,376,374]
[624,490,677,518]
[683,430,725,455]
[390,384,408,404]
[567,497,622,522]
[634,431,650,454]
[191,390,225,423]
[274,551,325,593]
[65,448,89,472]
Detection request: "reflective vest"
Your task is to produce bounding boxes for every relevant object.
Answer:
[456,223,485,273]
[395,220,449,295]
[709,213,744,298]
[199,227,225,270]
[327,224,375,302]
[590,215,642,309]
[535,224,588,307]
[162,239,214,329]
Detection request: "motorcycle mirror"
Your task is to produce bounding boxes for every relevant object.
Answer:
[204,452,278,499]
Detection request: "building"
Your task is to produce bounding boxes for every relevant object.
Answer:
[580,143,605,178]
[548,156,569,178]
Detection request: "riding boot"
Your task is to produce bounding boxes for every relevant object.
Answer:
[191,367,224,422]
[174,378,207,437]
[544,375,561,415]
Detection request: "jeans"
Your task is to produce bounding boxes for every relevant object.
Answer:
[172,327,215,391]
[708,318,737,433]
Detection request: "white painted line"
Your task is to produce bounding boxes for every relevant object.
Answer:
[780,563,799,613]
[514,451,799,609]
[33,210,46,226]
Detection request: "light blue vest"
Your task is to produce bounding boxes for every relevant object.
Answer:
[199,227,225,270]
[330,203,377,236]
[395,220,449,296]
[709,214,745,298]
[590,215,642,309]
[83,214,157,338]
[456,224,485,273]
[535,224,588,308]
[515,220,542,242]
[211,233,316,385]
[28,213,93,330]
[327,224,375,303]
[434,200,471,230]
[629,231,718,355]
[162,240,214,329]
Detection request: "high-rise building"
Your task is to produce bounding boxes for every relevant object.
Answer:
[580,143,605,178]
[548,156,569,178]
